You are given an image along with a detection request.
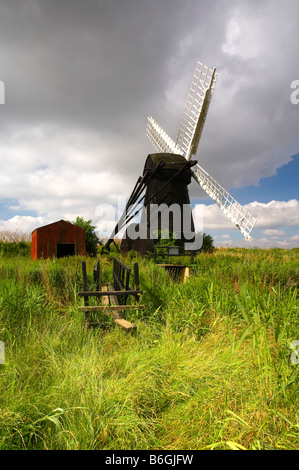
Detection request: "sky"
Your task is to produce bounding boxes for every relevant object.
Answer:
[0,0,298,248]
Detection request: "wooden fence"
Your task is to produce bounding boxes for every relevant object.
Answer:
[113,257,140,304]
[78,257,144,331]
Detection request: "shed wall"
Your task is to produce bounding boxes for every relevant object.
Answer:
[31,220,86,260]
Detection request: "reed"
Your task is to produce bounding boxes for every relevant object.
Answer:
[0,248,298,449]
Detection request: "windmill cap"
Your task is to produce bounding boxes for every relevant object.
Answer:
[144,152,196,171]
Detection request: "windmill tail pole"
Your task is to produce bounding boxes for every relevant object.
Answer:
[101,238,120,254]
[101,161,167,254]
[101,174,149,255]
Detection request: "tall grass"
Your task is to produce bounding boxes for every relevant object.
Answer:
[0,248,298,449]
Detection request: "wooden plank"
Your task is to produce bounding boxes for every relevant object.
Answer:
[101,285,110,305]
[82,260,87,290]
[81,280,138,331]
[81,260,90,321]
[93,259,101,291]
[101,284,122,320]
[113,275,124,292]
[106,282,119,307]
[115,318,137,330]
[78,290,143,297]
[81,260,89,308]
[113,257,131,272]
[104,283,137,331]
[78,305,145,311]
[133,263,139,290]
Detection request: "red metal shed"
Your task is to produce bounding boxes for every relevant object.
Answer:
[31,220,86,260]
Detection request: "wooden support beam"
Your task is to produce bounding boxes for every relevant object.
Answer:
[78,305,145,311]
[80,259,141,332]
[78,290,143,297]
[81,260,90,320]
[114,318,137,330]
[101,284,137,331]
[133,262,139,290]
[82,260,87,291]
[93,259,101,291]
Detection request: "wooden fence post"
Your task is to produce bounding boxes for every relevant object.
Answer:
[81,260,89,320]
[134,263,139,289]
[93,259,101,291]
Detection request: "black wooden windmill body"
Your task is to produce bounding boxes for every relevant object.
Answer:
[120,153,197,255]
[103,61,257,255]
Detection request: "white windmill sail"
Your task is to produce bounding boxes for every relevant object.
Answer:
[192,165,256,240]
[176,62,217,161]
[146,116,184,155]
[146,60,257,240]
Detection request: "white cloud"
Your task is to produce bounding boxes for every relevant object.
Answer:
[216,239,233,246]
[193,200,299,232]
[215,236,298,250]
[289,234,299,241]
[252,200,299,229]
[262,229,286,237]
[0,215,45,235]
[0,0,298,249]
[1,198,299,249]
[192,199,299,248]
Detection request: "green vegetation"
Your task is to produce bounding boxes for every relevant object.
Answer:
[0,241,31,257]
[200,232,214,253]
[0,247,298,450]
[72,216,101,256]
[146,231,215,263]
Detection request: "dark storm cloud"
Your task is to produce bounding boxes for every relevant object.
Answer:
[0,0,233,181]
[1,0,207,132]
[0,0,298,242]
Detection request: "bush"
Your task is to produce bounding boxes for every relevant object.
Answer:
[199,232,214,253]
[72,217,101,256]
[0,241,31,257]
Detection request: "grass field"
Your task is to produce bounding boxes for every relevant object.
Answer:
[0,247,298,450]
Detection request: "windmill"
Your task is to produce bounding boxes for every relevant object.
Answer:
[146,61,257,241]
[102,61,256,254]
